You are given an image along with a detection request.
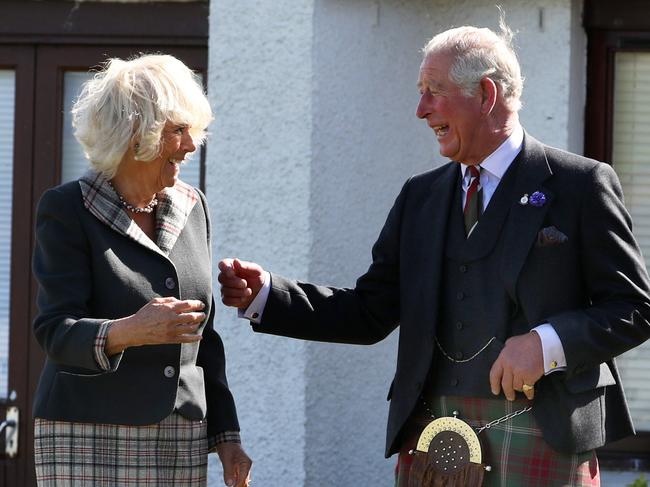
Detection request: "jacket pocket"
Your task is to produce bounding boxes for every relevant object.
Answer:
[565,363,616,393]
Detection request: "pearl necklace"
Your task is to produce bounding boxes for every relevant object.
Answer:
[107,181,158,214]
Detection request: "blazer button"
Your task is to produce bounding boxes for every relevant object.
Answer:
[163,366,176,378]
[165,277,176,290]
[459,264,467,273]
[456,291,465,300]
[455,321,463,330]
[451,378,459,386]
[455,351,463,360]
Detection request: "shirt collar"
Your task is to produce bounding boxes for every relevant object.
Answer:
[461,124,523,180]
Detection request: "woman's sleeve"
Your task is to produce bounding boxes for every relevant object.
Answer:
[32,187,121,373]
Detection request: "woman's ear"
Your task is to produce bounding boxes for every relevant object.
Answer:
[131,140,141,160]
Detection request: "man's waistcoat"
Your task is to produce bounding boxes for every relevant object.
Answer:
[429,161,528,397]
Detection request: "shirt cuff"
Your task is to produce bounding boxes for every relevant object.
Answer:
[208,431,242,452]
[238,271,271,324]
[93,320,123,372]
[532,323,567,374]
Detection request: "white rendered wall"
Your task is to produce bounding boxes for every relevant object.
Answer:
[207,1,314,486]
[207,0,585,485]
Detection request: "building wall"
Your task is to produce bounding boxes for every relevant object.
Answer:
[207,0,584,485]
[207,1,314,486]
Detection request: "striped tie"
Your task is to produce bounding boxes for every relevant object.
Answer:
[464,165,482,237]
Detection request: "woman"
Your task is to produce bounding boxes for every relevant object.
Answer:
[32,54,251,486]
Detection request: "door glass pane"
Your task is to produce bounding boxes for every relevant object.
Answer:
[612,51,650,431]
[0,70,16,400]
[61,72,92,184]
[62,71,203,189]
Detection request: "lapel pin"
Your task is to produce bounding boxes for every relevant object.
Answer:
[519,191,547,207]
[529,191,547,207]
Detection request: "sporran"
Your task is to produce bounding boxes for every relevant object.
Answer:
[407,405,531,487]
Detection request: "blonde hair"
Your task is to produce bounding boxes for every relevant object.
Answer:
[423,18,523,112]
[72,53,212,178]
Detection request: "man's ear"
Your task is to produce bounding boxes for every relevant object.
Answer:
[479,77,498,115]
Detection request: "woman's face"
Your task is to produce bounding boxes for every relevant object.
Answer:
[150,121,197,189]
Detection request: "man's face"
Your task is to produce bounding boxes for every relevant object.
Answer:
[416,51,487,165]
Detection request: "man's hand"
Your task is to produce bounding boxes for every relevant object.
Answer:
[218,258,265,309]
[489,331,544,401]
[215,442,252,487]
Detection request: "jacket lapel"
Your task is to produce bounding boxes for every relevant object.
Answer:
[155,182,198,255]
[418,163,458,338]
[501,133,554,301]
[79,170,198,257]
[452,157,521,262]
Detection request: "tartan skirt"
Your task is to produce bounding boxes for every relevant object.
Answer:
[395,396,600,487]
[34,413,208,486]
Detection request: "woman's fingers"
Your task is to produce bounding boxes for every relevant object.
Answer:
[174,311,206,324]
[168,299,206,312]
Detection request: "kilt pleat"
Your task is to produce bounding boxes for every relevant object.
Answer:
[34,413,208,486]
[395,395,600,487]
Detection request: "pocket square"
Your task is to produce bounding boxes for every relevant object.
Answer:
[537,226,568,247]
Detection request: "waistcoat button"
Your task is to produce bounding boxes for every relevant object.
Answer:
[455,351,463,360]
[165,277,176,290]
[459,265,467,273]
[163,366,176,378]
[456,291,465,300]
[455,321,463,330]
[451,378,459,386]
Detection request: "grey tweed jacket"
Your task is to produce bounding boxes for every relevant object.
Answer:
[32,171,239,440]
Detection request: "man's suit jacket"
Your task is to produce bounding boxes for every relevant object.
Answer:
[253,133,650,456]
[32,174,239,440]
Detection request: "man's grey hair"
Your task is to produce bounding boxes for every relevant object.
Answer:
[72,54,212,178]
[422,19,523,112]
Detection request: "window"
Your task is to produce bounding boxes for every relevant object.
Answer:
[612,51,650,432]
[0,70,15,400]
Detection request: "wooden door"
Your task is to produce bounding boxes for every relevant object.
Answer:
[0,2,208,484]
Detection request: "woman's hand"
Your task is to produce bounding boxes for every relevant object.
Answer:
[216,442,253,487]
[105,297,206,355]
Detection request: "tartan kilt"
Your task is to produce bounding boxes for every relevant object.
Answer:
[34,412,208,486]
[395,395,600,487]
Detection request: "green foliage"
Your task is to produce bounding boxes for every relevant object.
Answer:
[627,474,648,487]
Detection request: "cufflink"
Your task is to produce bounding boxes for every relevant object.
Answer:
[252,312,259,319]
[550,360,558,369]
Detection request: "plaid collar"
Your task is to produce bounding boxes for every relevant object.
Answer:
[79,170,198,257]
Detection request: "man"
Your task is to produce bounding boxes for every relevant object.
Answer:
[219,23,650,486]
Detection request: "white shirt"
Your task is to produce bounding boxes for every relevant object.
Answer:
[461,124,524,211]
[241,124,566,375]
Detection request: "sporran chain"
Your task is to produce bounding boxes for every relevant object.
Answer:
[421,397,532,435]
[475,406,532,434]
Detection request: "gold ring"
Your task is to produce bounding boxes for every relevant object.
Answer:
[522,383,534,392]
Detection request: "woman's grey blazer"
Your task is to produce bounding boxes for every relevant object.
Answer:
[31,176,239,440]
